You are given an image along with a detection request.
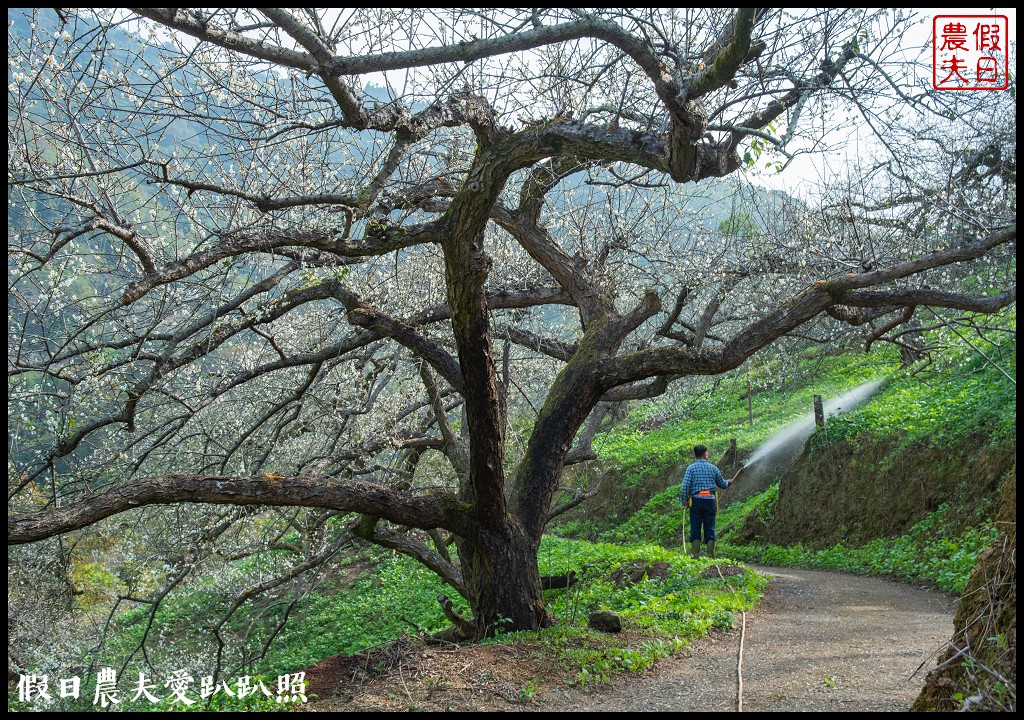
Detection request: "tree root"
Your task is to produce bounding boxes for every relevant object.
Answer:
[428,594,476,644]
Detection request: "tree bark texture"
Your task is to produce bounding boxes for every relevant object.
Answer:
[456,519,548,637]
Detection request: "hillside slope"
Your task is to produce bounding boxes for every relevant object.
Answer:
[552,329,1016,711]
[913,463,1016,712]
[729,431,1015,549]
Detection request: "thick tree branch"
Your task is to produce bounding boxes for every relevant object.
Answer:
[353,516,465,596]
[864,305,916,352]
[656,286,691,338]
[836,288,1015,314]
[496,325,577,362]
[564,402,613,466]
[347,305,465,396]
[129,9,314,70]
[601,375,678,402]
[686,8,762,101]
[825,303,894,326]
[826,226,1015,292]
[601,226,1016,388]
[608,289,663,344]
[122,223,441,304]
[260,8,366,126]
[493,201,613,325]
[9,474,466,545]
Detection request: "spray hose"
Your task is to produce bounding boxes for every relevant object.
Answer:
[714,563,747,712]
[716,466,746,711]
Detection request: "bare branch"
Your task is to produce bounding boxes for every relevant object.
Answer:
[9,474,465,545]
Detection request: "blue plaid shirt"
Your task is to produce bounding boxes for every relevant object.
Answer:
[680,459,730,505]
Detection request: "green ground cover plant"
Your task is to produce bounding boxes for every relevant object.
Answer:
[10,536,767,711]
[515,537,768,687]
[537,537,765,635]
[591,350,890,487]
[724,504,996,594]
[809,341,1015,455]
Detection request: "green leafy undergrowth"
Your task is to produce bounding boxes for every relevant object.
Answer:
[516,536,769,686]
[598,488,686,546]
[809,328,1015,454]
[724,504,995,594]
[601,479,780,548]
[513,625,686,689]
[716,482,779,539]
[550,517,607,542]
[537,537,766,637]
[265,552,470,672]
[591,350,889,487]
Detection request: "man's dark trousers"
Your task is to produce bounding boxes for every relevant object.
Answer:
[689,496,718,543]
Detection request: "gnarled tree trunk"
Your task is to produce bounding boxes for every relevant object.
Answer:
[457,519,547,638]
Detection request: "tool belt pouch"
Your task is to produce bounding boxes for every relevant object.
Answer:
[697,490,713,497]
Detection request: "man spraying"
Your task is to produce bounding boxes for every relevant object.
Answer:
[680,445,744,559]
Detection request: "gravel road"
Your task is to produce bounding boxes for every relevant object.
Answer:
[532,565,956,712]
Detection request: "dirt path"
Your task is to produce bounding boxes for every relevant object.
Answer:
[531,565,956,712]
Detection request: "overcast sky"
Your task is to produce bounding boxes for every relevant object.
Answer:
[751,7,1016,197]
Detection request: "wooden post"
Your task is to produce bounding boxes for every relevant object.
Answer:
[813,394,825,427]
[730,438,738,472]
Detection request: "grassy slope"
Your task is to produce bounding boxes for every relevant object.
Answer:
[573,315,1015,596]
